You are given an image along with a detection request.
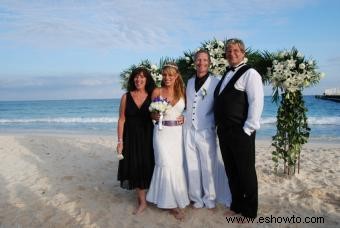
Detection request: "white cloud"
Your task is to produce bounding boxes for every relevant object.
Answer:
[80,79,105,86]
[0,0,313,50]
[2,0,330,100]
[0,74,117,88]
[0,74,124,100]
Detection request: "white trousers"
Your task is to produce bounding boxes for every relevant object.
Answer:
[215,139,232,207]
[183,126,217,208]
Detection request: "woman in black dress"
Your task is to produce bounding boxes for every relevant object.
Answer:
[116,67,156,214]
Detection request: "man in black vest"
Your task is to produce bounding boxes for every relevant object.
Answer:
[214,38,264,219]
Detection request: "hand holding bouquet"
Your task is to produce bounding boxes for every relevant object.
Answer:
[149,96,171,130]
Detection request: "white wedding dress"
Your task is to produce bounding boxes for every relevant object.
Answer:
[146,98,190,209]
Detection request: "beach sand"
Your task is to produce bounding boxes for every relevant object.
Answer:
[0,134,339,227]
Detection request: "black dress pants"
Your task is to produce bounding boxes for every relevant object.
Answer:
[217,125,258,218]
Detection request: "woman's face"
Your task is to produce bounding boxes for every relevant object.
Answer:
[134,72,147,90]
[162,69,178,87]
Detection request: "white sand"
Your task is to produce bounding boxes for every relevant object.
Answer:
[0,134,339,227]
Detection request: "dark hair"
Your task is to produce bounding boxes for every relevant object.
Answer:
[127,67,156,95]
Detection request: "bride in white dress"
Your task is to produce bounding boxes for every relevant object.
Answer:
[146,62,189,220]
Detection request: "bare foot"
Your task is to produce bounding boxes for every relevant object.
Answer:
[208,207,217,213]
[224,209,237,217]
[133,203,147,215]
[170,208,185,221]
[189,204,201,210]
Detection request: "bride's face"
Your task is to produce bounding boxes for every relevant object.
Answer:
[162,70,178,87]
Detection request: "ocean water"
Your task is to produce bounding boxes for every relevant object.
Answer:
[0,96,339,140]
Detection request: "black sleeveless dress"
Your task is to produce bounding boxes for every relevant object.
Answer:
[117,92,155,190]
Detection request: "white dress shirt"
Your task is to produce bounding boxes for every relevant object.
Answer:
[219,62,264,135]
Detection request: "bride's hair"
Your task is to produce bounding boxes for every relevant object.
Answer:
[161,62,185,102]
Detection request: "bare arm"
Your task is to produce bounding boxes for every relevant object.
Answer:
[151,87,160,100]
[116,94,126,154]
[150,88,161,121]
[177,94,186,124]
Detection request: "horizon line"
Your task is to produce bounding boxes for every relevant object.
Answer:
[0,94,322,102]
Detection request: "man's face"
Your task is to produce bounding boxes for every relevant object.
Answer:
[226,44,245,66]
[195,52,210,76]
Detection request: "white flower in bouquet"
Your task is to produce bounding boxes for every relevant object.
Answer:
[201,38,229,75]
[149,97,171,113]
[297,52,304,58]
[154,73,162,81]
[148,65,162,87]
[124,73,130,80]
[286,58,296,68]
[319,72,325,78]
[299,63,306,70]
[206,43,212,49]
[217,40,224,46]
[267,48,324,93]
[211,58,217,67]
[149,97,172,130]
[303,80,310,87]
[282,80,290,89]
[119,60,164,90]
[278,51,286,58]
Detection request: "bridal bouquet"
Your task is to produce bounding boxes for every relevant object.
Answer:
[149,96,171,130]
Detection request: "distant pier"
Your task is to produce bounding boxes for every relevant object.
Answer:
[315,88,340,102]
[315,95,340,102]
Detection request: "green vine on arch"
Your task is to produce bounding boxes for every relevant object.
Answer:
[267,48,324,175]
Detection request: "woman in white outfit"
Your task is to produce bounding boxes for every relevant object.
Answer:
[146,62,189,220]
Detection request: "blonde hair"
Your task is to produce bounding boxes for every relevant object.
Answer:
[162,63,185,102]
[225,38,246,53]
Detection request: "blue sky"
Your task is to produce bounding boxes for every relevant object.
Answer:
[0,0,339,100]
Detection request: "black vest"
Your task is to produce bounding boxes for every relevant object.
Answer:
[214,65,251,127]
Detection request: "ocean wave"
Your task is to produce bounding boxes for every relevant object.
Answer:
[260,117,277,124]
[0,117,118,124]
[261,116,340,125]
[0,116,339,125]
